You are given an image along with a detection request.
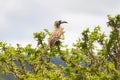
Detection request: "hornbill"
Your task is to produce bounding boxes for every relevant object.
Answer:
[40,20,68,60]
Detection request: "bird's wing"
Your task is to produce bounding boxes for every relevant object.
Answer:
[48,28,63,47]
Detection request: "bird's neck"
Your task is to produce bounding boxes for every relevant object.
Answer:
[55,26,60,29]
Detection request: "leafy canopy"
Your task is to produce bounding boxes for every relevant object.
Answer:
[0,14,120,80]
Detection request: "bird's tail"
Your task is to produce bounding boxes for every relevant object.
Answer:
[43,46,49,54]
[40,46,49,60]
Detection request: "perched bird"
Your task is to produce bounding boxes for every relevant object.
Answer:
[48,20,68,48]
[40,20,67,60]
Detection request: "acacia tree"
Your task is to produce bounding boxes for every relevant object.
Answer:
[0,14,120,80]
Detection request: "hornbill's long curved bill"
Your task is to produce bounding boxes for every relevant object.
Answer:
[61,21,68,24]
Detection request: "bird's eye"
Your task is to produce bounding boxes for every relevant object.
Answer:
[59,20,62,23]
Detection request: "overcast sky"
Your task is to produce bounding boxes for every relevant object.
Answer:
[0,0,120,47]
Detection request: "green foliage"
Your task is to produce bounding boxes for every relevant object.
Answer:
[0,14,120,80]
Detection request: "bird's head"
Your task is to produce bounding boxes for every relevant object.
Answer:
[54,20,68,28]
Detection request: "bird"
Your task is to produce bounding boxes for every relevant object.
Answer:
[48,20,68,48]
[40,20,68,60]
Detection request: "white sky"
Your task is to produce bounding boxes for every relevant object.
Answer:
[0,0,120,47]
